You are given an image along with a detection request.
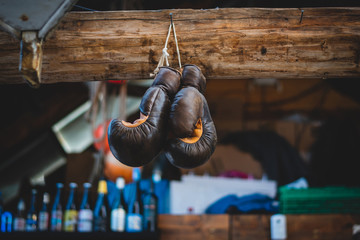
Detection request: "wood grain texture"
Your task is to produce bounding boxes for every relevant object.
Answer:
[159,214,229,240]
[0,8,360,84]
[285,214,360,240]
[231,214,360,240]
[158,214,360,240]
[231,214,270,240]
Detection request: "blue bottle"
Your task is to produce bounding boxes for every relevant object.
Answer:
[1,211,12,232]
[142,174,159,232]
[50,183,63,231]
[93,180,109,232]
[78,182,93,232]
[25,189,37,232]
[126,168,143,232]
[0,191,3,228]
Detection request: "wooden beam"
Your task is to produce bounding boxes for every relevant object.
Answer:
[0,8,360,84]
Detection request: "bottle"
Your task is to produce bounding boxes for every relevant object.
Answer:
[142,174,158,232]
[38,192,50,231]
[63,182,78,232]
[93,179,109,232]
[271,214,287,240]
[25,189,37,232]
[50,183,63,231]
[353,224,360,240]
[78,182,93,232]
[0,191,3,228]
[13,198,26,231]
[1,211,12,232]
[111,177,127,232]
[126,168,143,232]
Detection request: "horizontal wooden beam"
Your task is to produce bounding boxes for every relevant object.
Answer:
[1,8,360,84]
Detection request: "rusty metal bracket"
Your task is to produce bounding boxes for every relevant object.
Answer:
[0,0,78,87]
[19,31,43,88]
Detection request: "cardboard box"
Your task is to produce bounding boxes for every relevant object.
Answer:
[181,144,263,179]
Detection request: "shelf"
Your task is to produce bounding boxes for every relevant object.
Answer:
[158,214,360,240]
[1,214,360,240]
[0,231,159,240]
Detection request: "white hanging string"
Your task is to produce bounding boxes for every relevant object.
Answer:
[171,14,182,69]
[151,13,182,77]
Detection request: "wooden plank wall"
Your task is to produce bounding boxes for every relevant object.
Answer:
[205,78,360,139]
[158,214,360,240]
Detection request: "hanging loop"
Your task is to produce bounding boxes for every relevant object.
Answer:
[151,13,182,77]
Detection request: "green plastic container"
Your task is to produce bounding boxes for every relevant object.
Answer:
[279,187,360,214]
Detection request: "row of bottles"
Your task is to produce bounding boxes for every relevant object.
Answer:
[0,170,158,233]
[132,168,159,232]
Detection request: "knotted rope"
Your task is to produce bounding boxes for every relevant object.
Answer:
[151,13,182,77]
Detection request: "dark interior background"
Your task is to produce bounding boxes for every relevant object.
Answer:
[1,0,360,212]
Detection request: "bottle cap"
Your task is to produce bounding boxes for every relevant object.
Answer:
[98,180,108,194]
[43,192,50,203]
[83,182,92,189]
[116,177,125,189]
[132,167,141,182]
[56,183,64,189]
[152,169,162,183]
[18,199,25,210]
[69,182,78,188]
[32,189,37,194]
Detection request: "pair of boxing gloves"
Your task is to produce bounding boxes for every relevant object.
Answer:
[107,64,217,169]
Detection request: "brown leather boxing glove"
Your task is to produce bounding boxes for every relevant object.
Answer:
[164,64,217,169]
[108,67,181,167]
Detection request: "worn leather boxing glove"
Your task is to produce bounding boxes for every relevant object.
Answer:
[164,64,217,169]
[108,67,181,167]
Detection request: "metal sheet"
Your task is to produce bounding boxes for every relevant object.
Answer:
[52,96,142,154]
[0,0,77,38]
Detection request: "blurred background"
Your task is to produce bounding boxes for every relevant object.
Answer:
[1,0,360,217]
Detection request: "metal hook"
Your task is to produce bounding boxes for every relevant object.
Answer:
[299,10,304,24]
